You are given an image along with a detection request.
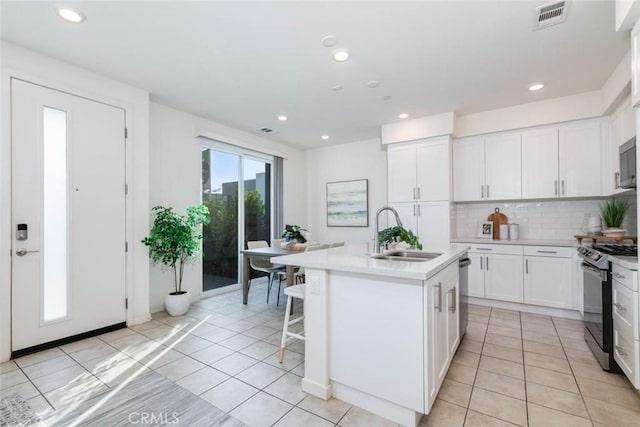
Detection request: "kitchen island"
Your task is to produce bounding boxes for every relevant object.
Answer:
[274,243,470,427]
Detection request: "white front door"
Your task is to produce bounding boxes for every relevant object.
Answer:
[11,79,127,354]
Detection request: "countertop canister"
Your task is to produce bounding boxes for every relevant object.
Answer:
[499,224,510,240]
[509,223,519,240]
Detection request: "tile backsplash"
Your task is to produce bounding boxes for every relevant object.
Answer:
[454,194,637,240]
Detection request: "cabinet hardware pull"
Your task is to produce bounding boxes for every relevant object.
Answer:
[614,303,627,312]
[450,287,457,313]
[413,187,416,200]
[525,259,528,274]
[554,180,558,195]
[537,250,557,254]
[417,187,421,200]
[561,180,565,195]
[487,185,490,198]
[435,282,442,312]
[480,257,483,270]
[476,248,493,251]
[413,205,416,216]
[416,204,420,216]
[613,272,626,279]
[615,172,621,189]
[481,185,484,199]
[615,345,628,356]
[486,256,489,270]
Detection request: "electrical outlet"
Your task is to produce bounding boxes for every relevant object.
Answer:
[308,276,320,295]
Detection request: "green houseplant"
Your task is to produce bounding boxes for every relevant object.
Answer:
[378,226,423,250]
[600,198,631,236]
[142,205,210,316]
[282,224,308,243]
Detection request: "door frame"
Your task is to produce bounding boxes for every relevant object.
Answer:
[1,69,136,360]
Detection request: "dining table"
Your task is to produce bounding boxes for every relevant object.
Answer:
[240,246,299,304]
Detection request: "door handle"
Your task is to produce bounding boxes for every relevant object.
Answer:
[15,248,38,256]
[435,282,442,312]
[615,172,621,189]
[416,187,421,200]
[413,188,416,200]
[525,258,528,274]
[555,180,558,195]
[486,185,490,199]
[561,180,565,195]
[481,185,484,199]
[485,256,489,270]
[449,287,457,313]
[614,303,627,312]
[480,257,483,270]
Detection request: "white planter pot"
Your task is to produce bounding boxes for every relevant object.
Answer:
[165,291,191,316]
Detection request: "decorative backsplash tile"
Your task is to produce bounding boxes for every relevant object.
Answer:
[454,194,637,240]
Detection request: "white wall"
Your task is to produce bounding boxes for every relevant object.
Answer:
[304,138,387,245]
[149,102,306,313]
[1,42,151,361]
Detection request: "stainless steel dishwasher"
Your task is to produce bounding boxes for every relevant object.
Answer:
[458,256,471,337]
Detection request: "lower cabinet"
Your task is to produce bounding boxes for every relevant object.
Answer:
[612,264,640,388]
[425,261,459,412]
[524,246,573,309]
[468,244,523,303]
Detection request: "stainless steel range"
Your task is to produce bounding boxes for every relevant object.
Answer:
[578,244,638,372]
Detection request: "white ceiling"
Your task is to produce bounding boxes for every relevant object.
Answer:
[0,1,630,149]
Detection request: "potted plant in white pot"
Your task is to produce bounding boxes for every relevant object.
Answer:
[142,205,210,316]
[600,198,631,238]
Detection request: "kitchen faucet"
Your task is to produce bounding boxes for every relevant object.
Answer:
[374,206,404,254]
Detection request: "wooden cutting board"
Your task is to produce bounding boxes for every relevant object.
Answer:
[487,208,508,240]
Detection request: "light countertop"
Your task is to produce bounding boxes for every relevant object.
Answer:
[609,255,638,270]
[451,238,578,247]
[273,243,470,281]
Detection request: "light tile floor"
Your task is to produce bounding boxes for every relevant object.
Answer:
[2,281,640,426]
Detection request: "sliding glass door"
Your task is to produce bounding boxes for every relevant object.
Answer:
[201,144,273,293]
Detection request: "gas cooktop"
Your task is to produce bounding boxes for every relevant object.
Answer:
[592,244,638,257]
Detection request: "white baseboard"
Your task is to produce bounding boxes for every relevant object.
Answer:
[301,377,332,400]
[467,297,582,320]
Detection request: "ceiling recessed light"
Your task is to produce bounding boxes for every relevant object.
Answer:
[528,82,544,91]
[332,49,350,62]
[321,35,338,47]
[277,115,288,121]
[398,113,409,119]
[367,81,380,88]
[56,6,86,23]
[383,95,392,101]
[321,135,330,140]
[333,85,344,91]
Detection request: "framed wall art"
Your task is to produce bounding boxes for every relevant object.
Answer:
[326,179,368,227]
[478,222,493,239]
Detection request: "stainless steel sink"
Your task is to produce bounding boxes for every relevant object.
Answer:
[370,250,442,262]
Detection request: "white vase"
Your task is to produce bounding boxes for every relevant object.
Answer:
[165,291,190,316]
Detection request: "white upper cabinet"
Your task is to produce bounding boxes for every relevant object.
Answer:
[609,98,635,194]
[559,120,602,197]
[521,120,603,199]
[388,137,450,203]
[453,137,485,201]
[522,128,559,199]
[453,133,521,201]
[484,133,522,200]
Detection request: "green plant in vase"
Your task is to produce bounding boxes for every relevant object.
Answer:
[378,226,423,250]
[599,198,630,237]
[282,224,308,243]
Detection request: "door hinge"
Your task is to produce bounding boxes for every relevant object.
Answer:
[125,298,128,309]
[124,127,128,139]
[125,183,128,195]
[125,241,128,252]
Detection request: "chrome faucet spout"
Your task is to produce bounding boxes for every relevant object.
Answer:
[374,206,404,254]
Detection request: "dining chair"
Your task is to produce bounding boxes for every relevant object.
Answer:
[278,243,330,287]
[246,240,286,304]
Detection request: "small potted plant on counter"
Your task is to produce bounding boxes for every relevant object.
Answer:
[600,198,631,238]
[142,205,210,316]
[378,226,423,250]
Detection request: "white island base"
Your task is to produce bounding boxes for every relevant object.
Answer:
[275,244,469,427]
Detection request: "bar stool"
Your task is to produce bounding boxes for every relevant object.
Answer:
[279,284,305,363]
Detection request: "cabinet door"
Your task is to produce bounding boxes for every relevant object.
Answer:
[447,281,460,356]
[524,256,573,309]
[388,203,418,236]
[425,276,448,410]
[485,133,521,200]
[467,252,485,298]
[522,128,559,199]
[485,254,523,303]
[417,139,450,201]
[559,121,602,197]
[388,144,417,203]
[416,202,450,252]
[453,137,485,201]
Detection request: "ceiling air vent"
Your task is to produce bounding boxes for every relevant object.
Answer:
[533,1,568,30]
[259,127,273,133]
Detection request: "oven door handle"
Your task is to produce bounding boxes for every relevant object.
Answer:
[581,262,607,281]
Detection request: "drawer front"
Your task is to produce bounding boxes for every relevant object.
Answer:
[470,244,523,256]
[612,281,639,340]
[613,322,640,388]
[523,246,572,258]
[612,264,638,292]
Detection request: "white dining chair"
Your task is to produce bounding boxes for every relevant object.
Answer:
[247,240,286,304]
